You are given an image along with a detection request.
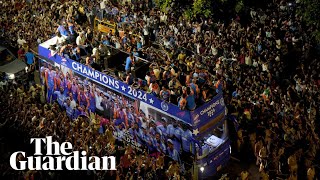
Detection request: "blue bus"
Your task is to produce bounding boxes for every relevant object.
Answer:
[38,37,230,179]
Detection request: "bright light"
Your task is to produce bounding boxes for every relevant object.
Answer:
[7,73,15,80]
[230,145,232,154]
[200,167,204,173]
[25,66,29,73]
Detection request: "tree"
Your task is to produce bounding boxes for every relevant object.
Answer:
[157,0,173,13]
[157,0,247,21]
[299,0,320,43]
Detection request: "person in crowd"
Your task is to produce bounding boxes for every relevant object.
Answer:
[125,53,135,74]
[159,85,170,102]
[25,49,35,68]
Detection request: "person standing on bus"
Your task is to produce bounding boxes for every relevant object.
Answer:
[67,19,76,36]
[56,22,69,37]
[186,87,196,111]
[189,78,200,99]
[160,85,170,102]
[76,32,87,50]
[178,94,187,110]
[71,44,81,62]
[125,72,134,85]
[125,53,134,74]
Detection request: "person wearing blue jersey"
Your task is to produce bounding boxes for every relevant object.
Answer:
[74,105,87,119]
[71,80,79,102]
[125,107,135,126]
[167,139,180,163]
[173,122,184,153]
[45,64,55,103]
[156,117,168,138]
[78,87,89,110]
[125,72,134,85]
[166,120,175,139]
[54,87,66,108]
[67,19,76,36]
[56,22,69,37]
[132,48,139,60]
[63,74,72,96]
[181,125,195,155]
[71,45,81,62]
[160,85,170,101]
[186,87,196,111]
[129,123,144,145]
[25,49,35,66]
[102,36,111,45]
[113,117,124,127]
[141,126,154,152]
[125,54,134,74]
[118,107,127,126]
[114,123,125,142]
[52,68,61,101]
[137,38,142,49]
[64,98,75,120]
[88,89,96,113]
[152,132,166,154]
[149,120,157,137]
[189,78,200,99]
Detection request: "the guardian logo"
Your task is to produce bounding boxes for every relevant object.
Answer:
[10,136,116,171]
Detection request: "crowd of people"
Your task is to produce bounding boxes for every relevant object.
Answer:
[0,78,193,180]
[1,0,320,179]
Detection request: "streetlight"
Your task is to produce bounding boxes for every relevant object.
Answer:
[199,167,205,180]
[200,166,204,173]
